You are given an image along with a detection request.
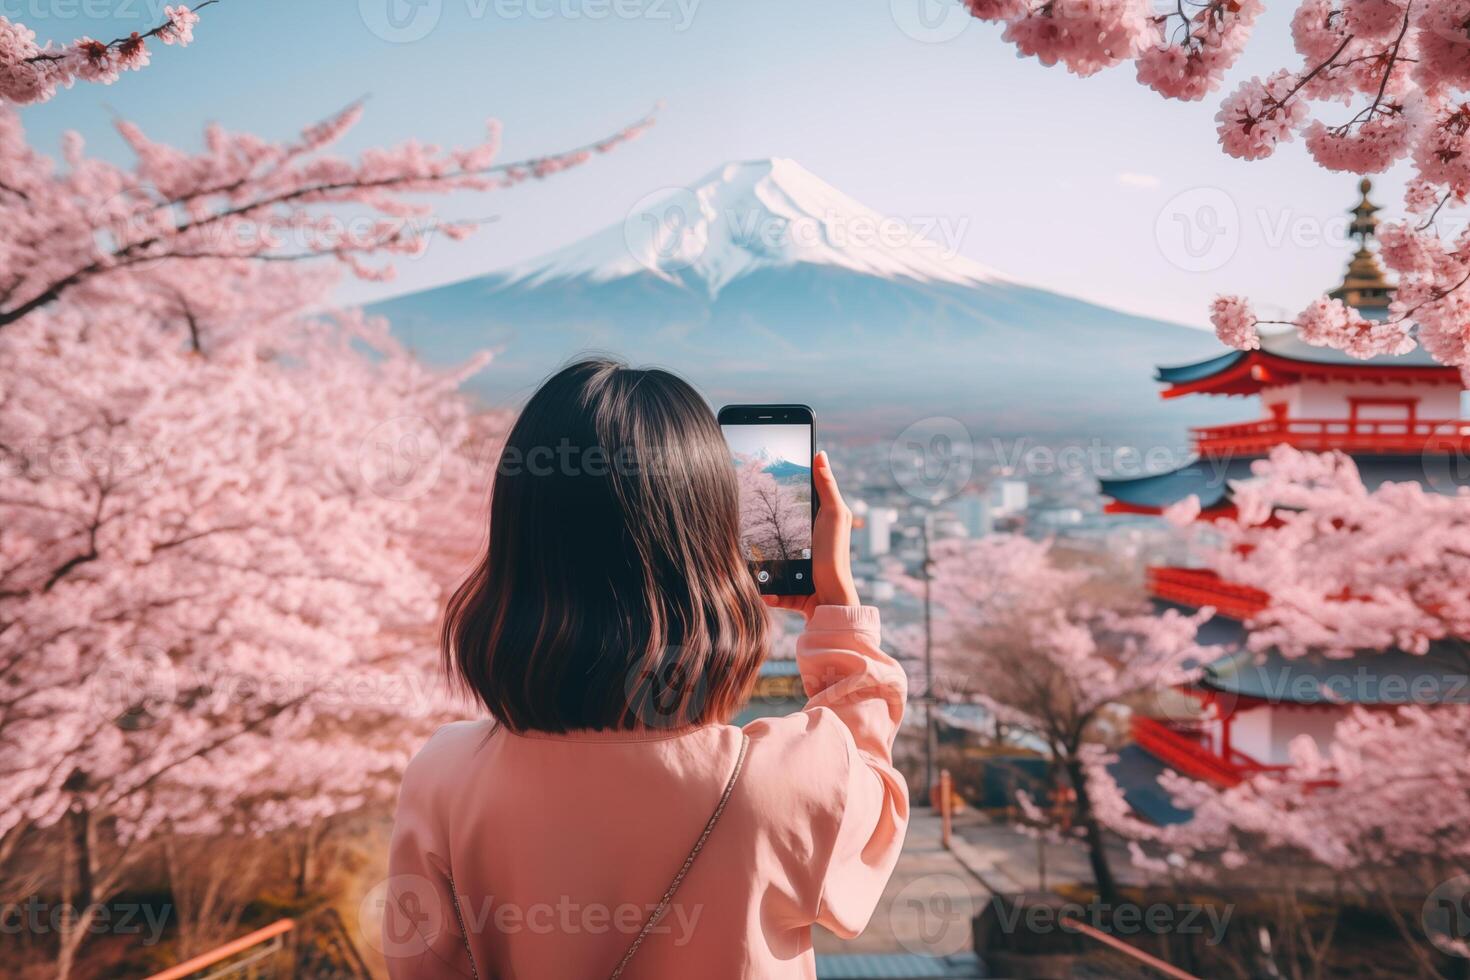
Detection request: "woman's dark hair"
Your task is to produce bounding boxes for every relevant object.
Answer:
[442,358,770,732]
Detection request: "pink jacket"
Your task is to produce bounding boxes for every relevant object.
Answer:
[384,605,909,978]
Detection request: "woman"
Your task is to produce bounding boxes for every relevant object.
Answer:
[385,359,909,978]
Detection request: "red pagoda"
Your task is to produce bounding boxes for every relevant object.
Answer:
[1100,181,1470,821]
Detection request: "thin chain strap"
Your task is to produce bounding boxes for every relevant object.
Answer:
[607,732,750,980]
[448,872,480,980]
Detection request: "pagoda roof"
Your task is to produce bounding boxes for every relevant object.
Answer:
[1156,331,1457,398]
[1108,744,1194,825]
[1099,456,1253,513]
[1202,644,1470,706]
[1156,601,1470,706]
[1157,180,1461,398]
[1101,453,1470,514]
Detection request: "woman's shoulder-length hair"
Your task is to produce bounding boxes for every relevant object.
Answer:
[441,358,770,733]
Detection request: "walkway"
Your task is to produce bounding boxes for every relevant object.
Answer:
[813,811,988,978]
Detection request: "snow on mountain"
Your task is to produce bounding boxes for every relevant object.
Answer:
[369,158,1230,443]
[499,158,1008,297]
[762,459,812,482]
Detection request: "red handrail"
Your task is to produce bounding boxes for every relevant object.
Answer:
[143,918,294,980]
[1191,416,1470,455]
[1060,916,1203,980]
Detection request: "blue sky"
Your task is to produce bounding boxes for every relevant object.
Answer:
[15,0,1418,328]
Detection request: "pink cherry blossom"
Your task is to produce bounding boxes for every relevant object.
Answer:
[0,101,654,330]
[1413,0,1470,94]
[1216,71,1311,160]
[1163,493,1203,526]
[1210,294,1260,350]
[1293,294,1415,357]
[964,0,1028,21]
[1303,110,1412,173]
[999,0,1153,77]
[963,0,1470,373]
[1207,446,1470,656]
[1135,0,1261,101]
[1291,0,1349,63]
[1086,447,1470,897]
[0,2,214,105]
[159,6,199,46]
[887,534,1211,901]
[0,99,635,974]
[1343,0,1408,39]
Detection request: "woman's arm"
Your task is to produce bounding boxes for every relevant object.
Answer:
[795,603,910,936]
[383,728,477,979]
[761,451,910,934]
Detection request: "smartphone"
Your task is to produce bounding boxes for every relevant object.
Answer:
[718,404,816,596]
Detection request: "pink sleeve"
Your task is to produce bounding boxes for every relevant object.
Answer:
[383,732,476,979]
[794,604,911,937]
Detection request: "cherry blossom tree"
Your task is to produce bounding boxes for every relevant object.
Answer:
[1,3,210,106]
[0,295,486,976]
[918,534,1211,904]
[0,96,653,333]
[0,99,639,976]
[1092,447,1470,974]
[1200,445,1470,658]
[735,460,812,560]
[963,0,1470,381]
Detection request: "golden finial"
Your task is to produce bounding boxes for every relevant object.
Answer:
[1330,179,1390,316]
[1349,178,1380,244]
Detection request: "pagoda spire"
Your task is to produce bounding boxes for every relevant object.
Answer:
[1328,178,1392,317]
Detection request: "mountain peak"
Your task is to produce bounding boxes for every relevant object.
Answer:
[500,158,1006,297]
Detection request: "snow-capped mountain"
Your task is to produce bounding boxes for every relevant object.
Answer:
[762,459,812,483]
[369,158,1230,442]
[499,158,1008,297]
[734,448,812,482]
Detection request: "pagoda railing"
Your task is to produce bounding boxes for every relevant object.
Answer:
[1190,416,1470,455]
[1131,717,1284,788]
[1147,566,1269,621]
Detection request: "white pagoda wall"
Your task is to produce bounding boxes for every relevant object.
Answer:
[1230,704,1345,765]
[1260,380,1460,420]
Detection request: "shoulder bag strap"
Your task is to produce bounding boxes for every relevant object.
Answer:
[606,731,750,980]
[449,731,751,980]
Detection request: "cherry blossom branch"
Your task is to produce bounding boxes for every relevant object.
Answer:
[23,0,217,64]
[964,0,1470,375]
[0,104,656,330]
[2,2,213,105]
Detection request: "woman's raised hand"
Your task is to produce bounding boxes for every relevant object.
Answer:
[763,450,860,621]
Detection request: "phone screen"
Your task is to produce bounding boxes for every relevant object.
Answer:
[719,406,815,595]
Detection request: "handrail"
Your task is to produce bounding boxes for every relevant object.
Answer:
[1059,916,1202,980]
[1131,716,1245,788]
[1190,415,1470,454]
[142,918,294,980]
